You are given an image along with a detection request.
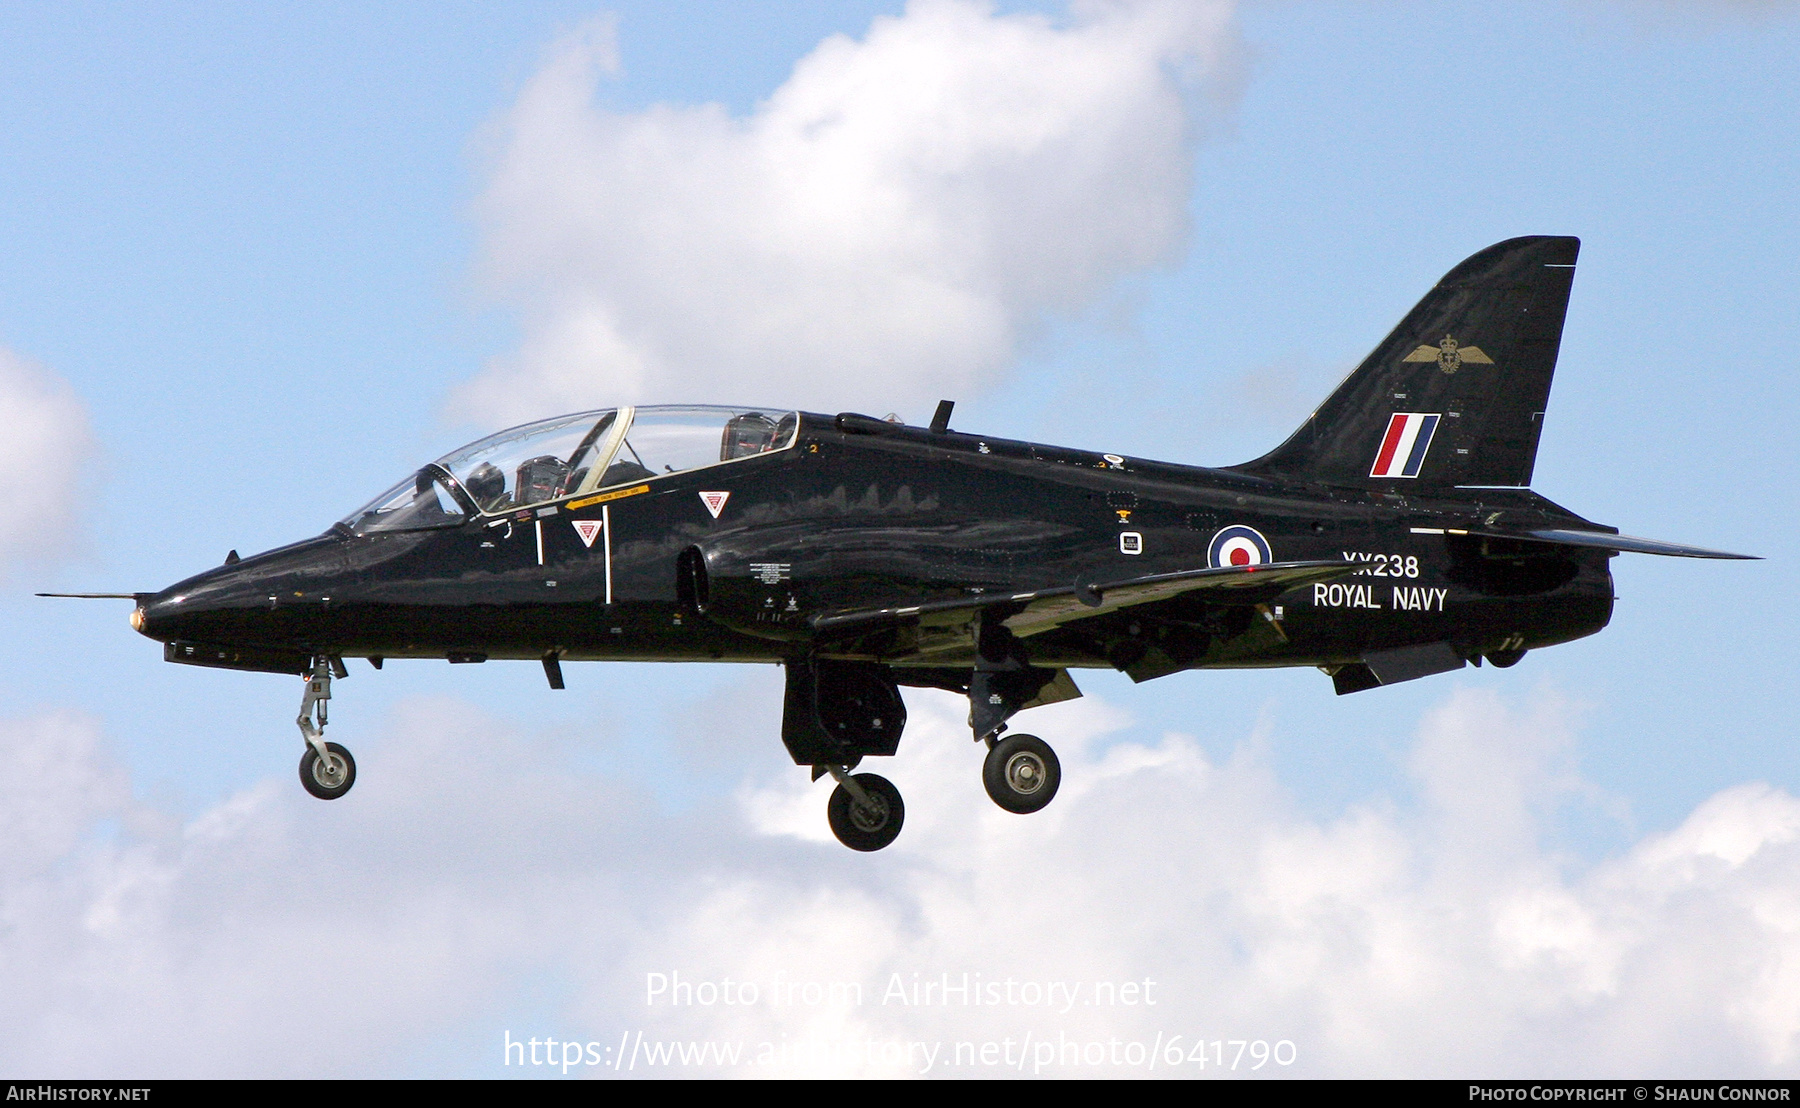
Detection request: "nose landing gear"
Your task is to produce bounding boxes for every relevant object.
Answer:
[296,656,356,800]
[300,741,356,800]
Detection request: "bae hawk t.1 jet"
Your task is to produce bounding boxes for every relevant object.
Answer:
[48,236,1754,851]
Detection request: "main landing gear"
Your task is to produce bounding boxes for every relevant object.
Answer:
[297,656,356,800]
[782,653,1068,852]
[823,764,905,852]
[812,729,1062,851]
[967,617,1064,816]
[982,732,1060,814]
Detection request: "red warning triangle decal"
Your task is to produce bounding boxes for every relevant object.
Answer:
[572,519,603,548]
[699,491,730,519]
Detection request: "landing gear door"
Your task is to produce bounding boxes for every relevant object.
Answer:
[781,659,906,766]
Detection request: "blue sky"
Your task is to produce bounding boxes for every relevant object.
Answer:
[1,0,1797,1078]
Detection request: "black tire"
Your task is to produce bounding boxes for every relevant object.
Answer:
[827,772,904,852]
[983,733,1060,814]
[299,741,356,800]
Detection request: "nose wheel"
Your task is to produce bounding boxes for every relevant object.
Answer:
[983,733,1060,814]
[825,769,904,851]
[296,656,356,800]
[300,741,357,800]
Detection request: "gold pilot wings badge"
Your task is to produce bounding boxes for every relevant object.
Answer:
[1403,334,1494,374]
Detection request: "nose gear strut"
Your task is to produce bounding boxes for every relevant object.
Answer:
[297,656,356,800]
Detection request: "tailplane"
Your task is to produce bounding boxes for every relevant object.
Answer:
[1233,236,1579,490]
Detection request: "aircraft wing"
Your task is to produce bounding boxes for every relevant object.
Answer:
[1416,526,1759,560]
[811,560,1357,644]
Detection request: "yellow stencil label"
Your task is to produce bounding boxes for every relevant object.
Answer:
[569,484,650,510]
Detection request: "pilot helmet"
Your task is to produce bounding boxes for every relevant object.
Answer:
[465,462,507,508]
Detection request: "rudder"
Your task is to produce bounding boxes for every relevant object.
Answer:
[1233,236,1579,489]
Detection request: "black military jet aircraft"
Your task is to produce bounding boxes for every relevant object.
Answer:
[49,236,1754,851]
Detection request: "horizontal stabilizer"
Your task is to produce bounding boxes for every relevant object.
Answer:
[813,560,1357,643]
[1439,528,1758,560]
[36,592,143,600]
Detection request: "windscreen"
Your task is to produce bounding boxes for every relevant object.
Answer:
[342,470,467,535]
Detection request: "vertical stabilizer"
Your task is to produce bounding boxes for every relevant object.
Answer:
[1233,236,1579,490]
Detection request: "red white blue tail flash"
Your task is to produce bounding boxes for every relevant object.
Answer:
[1370,413,1440,478]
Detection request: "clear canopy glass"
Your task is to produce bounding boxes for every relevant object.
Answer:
[344,471,468,535]
[341,405,798,535]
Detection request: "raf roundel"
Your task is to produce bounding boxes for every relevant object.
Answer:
[1208,525,1273,569]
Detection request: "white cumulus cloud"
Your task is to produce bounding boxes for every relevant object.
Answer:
[5,684,1800,1077]
[0,345,95,573]
[455,0,1239,427]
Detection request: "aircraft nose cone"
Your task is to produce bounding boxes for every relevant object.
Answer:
[138,533,354,648]
[134,590,193,641]
[136,563,264,641]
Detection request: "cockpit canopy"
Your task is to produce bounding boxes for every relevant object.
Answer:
[342,405,798,535]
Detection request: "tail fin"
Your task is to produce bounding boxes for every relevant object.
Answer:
[1232,236,1579,490]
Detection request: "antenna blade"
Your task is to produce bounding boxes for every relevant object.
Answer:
[930,399,955,434]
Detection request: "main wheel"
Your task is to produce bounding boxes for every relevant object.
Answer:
[299,741,357,800]
[983,733,1060,814]
[827,773,904,851]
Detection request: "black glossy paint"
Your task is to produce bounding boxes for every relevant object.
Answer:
[137,409,1614,671]
[131,237,1749,771]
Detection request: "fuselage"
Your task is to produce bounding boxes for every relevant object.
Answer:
[110,235,1749,851]
[136,410,1614,680]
